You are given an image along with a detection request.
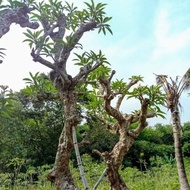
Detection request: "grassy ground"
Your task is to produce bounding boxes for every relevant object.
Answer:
[1,156,190,190]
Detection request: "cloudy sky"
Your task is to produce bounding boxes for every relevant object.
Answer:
[1,0,190,125]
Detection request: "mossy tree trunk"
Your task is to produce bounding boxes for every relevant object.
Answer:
[47,89,80,190]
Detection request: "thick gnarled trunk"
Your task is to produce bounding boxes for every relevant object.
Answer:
[96,76,150,190]
[106,163,129,190]
[171,108,190,190]
[100,125,135,190]
[47,90,80,190]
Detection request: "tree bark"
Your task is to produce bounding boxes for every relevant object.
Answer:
[97,75,150,189]
[47,90,80,190]
[95,120,135,190]
[0,5,39,38]
[171,107,190,190]
[104,135,134,190]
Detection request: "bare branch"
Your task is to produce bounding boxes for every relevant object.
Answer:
[0,5,39,38]
[115,94,125,111]
[92,149,103,158]
[126,110,156,125]
[95,113,120,134]
[31,48,55,70]
[115,79,139,110]
[99,75,124,122]
[50,14,66,61]
[34,13,66,62]
[78,132,90,147]
[129,98,151,136]
[35,23,58,56]
[73,60,103,85]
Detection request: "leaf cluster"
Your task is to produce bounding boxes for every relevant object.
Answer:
[31,0,64,24]
[23,29,44,48]
[64,0,112,34]
[128,84,166,118]
[22,72,57,98]
[85,90,103,111]
[74,50,108,66]
[23,0,112,57]
[74,50,111,89]
[0,86,14,119]
[84,0,112,35]
[111,79,128,94]
[23,29,56,58]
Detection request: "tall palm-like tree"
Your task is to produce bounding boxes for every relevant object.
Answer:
[155,68,190,190]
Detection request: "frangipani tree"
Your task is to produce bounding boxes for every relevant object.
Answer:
[155,69,190,190]
[85,71,165,190]
[2,0,112,189]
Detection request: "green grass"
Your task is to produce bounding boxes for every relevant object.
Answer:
[0,167,182,190]
[0,185,56,190]
[1,155,190,190]
[0,166,181,190]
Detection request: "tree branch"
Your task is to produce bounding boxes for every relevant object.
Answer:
[99,75,124,122]
[49,14,66,62]
[92,149,103,158]
[60,21,97,65]
[95,113,120,134]
[133,111,155,123]
[129,98,151,137]
[73,60,103,85]
[69,21,97,50]
[31,48,55,70]
[115,79,139,110]
[0,5,39,38]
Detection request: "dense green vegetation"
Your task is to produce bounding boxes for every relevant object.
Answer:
[0,82,190,189]
[1,154,190,190]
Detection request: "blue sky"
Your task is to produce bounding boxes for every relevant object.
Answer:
[1,0,190,125]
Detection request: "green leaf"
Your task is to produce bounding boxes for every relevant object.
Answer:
[0,111,10,118]
[23,78,33,83]
[156,113,166,119]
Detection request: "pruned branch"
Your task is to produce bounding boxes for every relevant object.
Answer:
[92,149,103,158]
[131,110,156,124]
[95,113,120,134]
[115,79,139,110]
[31,48,55,70]
[73,60,103,85]
[99,75,124,122]
[129,98,150,137]
[0,5,39,38]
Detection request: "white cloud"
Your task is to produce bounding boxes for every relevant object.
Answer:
[153,4,190,60]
